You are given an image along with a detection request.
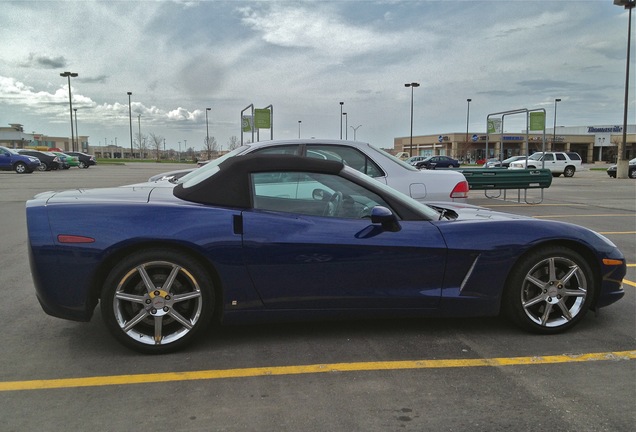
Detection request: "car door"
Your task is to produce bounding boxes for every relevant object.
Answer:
[241,170,446,310]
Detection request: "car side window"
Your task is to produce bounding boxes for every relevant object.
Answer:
[556,153,566,161]
[250,145,300,156]
[251,171,391,219]
[544,154,554,161]
[305,145,385,178]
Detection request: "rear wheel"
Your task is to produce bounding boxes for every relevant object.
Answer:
[629,169,636,179]
[100,248,215,354]
[37,162,47,171]
[79,161,87,168]
[563,166,576,177]
[503,246,595,334]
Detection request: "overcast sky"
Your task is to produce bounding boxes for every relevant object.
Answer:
[1,0,633,151]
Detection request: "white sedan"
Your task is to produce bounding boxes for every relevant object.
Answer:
[148,140,469,203]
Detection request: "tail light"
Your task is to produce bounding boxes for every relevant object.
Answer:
[450,180,469,199]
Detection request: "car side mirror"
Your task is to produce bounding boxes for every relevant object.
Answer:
[312,188,328,201]
[371,206,401,232]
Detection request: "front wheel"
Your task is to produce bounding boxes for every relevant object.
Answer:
[503,246,595,334]
[14,162,27,174]
[79,161,87,168]
[100,249,215,354]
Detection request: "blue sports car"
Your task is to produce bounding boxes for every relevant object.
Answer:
[26,154,626,354]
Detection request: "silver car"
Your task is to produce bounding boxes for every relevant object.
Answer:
[148,140,470,203]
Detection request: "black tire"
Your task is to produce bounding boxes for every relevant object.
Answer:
[629,169,636,179]
[563,166,575,177]
[14,162,27,174]
[37,162,47,171]
[100,248,215,354]
[502,246,595,334]
[79,161,87,169]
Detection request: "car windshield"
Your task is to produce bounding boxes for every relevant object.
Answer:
[178,146,249,188]
[1,146,19,155]
[365,145,418,172]
[528,153,543,161]
[343,167,440,220]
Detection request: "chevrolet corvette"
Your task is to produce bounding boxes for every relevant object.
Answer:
[26,154,626,353]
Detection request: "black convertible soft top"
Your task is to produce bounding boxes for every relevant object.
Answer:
[173,153,345,208]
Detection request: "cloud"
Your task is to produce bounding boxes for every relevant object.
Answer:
[19,53,67,69]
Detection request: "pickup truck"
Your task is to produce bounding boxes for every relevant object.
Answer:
[509,152,582,177]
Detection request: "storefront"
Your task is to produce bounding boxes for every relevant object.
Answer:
[394,124,635,164]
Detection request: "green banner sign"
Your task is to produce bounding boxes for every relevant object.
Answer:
[529,112,546,131]
[254,109,271,129]
[487,118,501,134]
[242,116,252,132]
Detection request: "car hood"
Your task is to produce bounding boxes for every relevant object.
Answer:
[426,202,530,221]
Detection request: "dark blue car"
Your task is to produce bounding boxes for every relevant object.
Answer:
[0,146,41,173]
[26,154,626,353]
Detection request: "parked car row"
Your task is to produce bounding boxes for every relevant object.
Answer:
[0,147,95,173]
[0,146,42,173]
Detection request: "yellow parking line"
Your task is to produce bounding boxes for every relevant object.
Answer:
[533,214,635,219]
[0,350,634,392]
[624,279,636,287]
[598,232,636,235]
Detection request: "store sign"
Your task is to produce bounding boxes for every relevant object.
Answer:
[254,109,271,129]
[529,112,546,131]
[588,126,622,133]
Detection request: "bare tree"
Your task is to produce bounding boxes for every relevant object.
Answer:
[135,131,148,159]
[149,133,164,162]
[227,135,240,150]
[203,136,219,160]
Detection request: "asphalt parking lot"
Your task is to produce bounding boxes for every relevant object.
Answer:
[0,163,634,432]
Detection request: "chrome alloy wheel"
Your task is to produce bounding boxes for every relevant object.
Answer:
[520,256,587,328]
[112,260,204,346]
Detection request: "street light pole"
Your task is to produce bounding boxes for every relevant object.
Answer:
[298,120,302,138]
[127,92,133,159]
[404,82,420,157]
[465,98,472,161]
[350,125,362,140]
[343,113,348,140]
[206,107,211,149]
[553,98,562,151]
[339,102,344,139]
[137,114,141,159]
[60,72,78,151]
[614,0,634,178]
[74,108,79,151]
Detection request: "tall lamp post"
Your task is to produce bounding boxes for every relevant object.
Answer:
[465,98,472,161]
[343,113,348,140]
[298,120,302,138]
[60,72,78,151]
[74,108,79,151]
[339,102,344,139]
[137,114,141,159]
[405,82,420,157]
[350,125,362,140]
[127,92,133,159]
[205,107,211,149]
[552,98,562,151]
[614,0,634,178]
